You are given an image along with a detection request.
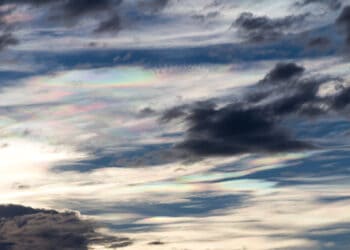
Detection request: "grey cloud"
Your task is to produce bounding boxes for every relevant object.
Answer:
[331,87,350,110]
[0,204,57,218]
[176,104,313,156]
[336,6,350,49]
[161,105,189,122]
[307,37,331,49]
[0,0,121,15]
[138,0,169,13]
[0,33,18,51]
[94,14,122,33]
[260,62,305,84]
[139,107,157,117]
[191,11,219,22]
[58,0,120,19]
[161,101,217,123]
[234,12,310,43]
[43,0,123,29]
[0,7,18,51]
[0,204,132,250]
[162,62,350,157]
[296,0,342,10]
[0,0,124,41]
[0,0,171,39]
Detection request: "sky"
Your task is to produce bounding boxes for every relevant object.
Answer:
[1,0,350,249]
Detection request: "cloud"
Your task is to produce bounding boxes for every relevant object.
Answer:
[331,87,350,110]
[0,7,18,51]
[162,62,350,157]
[234,12,310,43]
[0,0,169,29]
[336,5,350,49]
[139,107,157,117]
[34,0,123,28]
[0,0,115,37]
[1,0,121,17]
[307,37,331,49]
[0,32,18,51]
[94,14,122,34]
[296,0,342,10]
[259,62,305,84]
[176,104,312,156]
[56,0,120,19]
[161,104,189,122]
[138,0,169,13]
[191,11,219,23]
[0,204,57,218]
[0,204,132,250]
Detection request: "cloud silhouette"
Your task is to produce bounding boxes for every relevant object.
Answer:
[0,204,132,250]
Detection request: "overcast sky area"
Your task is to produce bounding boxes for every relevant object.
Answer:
[1,0,350,249]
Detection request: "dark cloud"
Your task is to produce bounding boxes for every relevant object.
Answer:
[161,101,218,123]
[45,0,123,28]
[260,62,305,84]
[336,6,350,49]
[176,104,312,156]
[0,0,171,41]
[0,7,18,51]
[139,107,157,117]
[161,105,189,122]
[0,204,57,218]
[307,37,331,49]
[94,14,122,33]
[0,0,54,6]
[59,0,119,19]
[247,63,328,117]
[0,0,123,36]
[0,0,121,15]
[0,204,132,250]
[162,62,350,157]
[148,240,165,245]
[296,0,342,10]
[138,0,169,13]
[239,64,344,118]
[332,87,350,110]
[0,33,18,51]
[266,81,323,116]
[234,12,309,43]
